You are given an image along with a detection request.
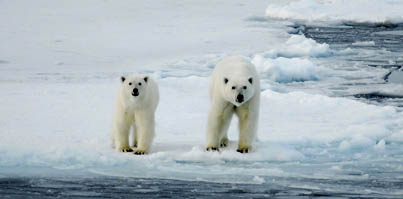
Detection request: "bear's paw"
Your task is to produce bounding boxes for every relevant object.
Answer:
[134,149,146,155]
[220,138,229,148]
[206,147,219,152]
[236,147,249,154]
[119,146,133,152]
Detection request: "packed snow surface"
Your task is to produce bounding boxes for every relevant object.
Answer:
[266,0,403,24]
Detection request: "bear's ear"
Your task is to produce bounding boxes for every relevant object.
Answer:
[144,76,148,83]
[224,78,229,84]
[248,77,253,84]
[121,76,126,83]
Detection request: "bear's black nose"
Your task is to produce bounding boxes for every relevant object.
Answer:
[236,94,244,103]
[132,88,139,97]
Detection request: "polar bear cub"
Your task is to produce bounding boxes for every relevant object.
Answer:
[111,74,159,155]
[206,56,260,153]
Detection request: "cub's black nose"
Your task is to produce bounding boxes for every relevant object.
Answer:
[236,94,244,103]
[132,88,139,96]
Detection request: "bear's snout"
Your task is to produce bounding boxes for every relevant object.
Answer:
[236,94,244,103]
[132,88,139,97]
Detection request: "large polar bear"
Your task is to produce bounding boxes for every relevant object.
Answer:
[111,74,159,155]
[206,56,260,153]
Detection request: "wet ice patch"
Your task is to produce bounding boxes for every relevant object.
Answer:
[265,0,403,24]
[252,176,265,184]
[387,70,403,84]
[338,136,373,152]
[373,30,403,36]
[352,41,375,46]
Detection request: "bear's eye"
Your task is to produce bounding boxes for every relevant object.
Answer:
[232,86,236,90]
[128,82,132,86]
[138,82,142,86]
[243,86,247,89]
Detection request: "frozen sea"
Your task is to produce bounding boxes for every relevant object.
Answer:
[1,0,403,198]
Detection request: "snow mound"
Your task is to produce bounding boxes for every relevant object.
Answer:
[280,34,331,58]
[266,0,403,24]
[251,35,331,83]
[252,56,318,83]
[257,35,332,59]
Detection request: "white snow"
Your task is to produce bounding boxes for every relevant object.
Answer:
[1,76,402,182]
[266,0,403,24]
[0,0,402,191]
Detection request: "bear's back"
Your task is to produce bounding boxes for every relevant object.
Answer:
[213,56,257,79]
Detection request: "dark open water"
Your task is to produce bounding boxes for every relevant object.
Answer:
[300,22,403,108]
[1,176,402,199]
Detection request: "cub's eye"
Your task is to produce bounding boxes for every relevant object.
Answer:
[232,86,236,90]
[138,82,142,86]
[243,86,247,89]
[128,82,132,86]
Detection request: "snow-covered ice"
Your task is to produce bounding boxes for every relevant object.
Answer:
[266,0,403,24]
[0,0,403,197]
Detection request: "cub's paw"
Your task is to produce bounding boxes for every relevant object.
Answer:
[206,147,219,152]
[132,142,137,148]
[134,150,146,155]
[119,146,133,152]
[236,147,249,154]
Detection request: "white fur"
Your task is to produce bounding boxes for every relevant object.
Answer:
[206,56,260,152]
[111,74,159,154]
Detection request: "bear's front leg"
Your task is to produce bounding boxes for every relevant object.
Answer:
[134,112,155,155]
[114,121,133,152]
[206,102,234,151]
[206,108,223,152]
[237,116,252,153]
[132,125,138,148]
[236,106,258,154]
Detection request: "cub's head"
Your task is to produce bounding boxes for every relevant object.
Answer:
[222,76,254,107]
[119,75,149,104]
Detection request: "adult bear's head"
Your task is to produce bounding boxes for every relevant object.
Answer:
[222,76,254,107]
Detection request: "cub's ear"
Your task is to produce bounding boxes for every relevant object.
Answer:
[121,76,126,83]
[224,78,229,84]
[144,76,148,83]
[248,77,253,84]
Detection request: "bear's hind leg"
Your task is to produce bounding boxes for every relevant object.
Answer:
[219,110,233,148]
[220,137,229,148]
[132,125,138,148]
